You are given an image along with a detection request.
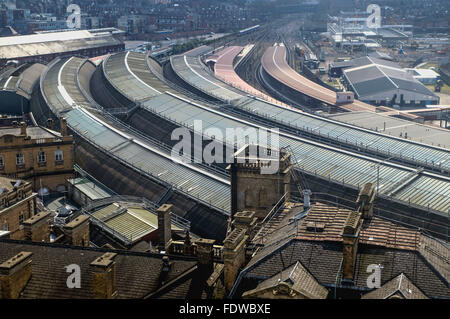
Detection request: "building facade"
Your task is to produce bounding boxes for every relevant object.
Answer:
[0,177,36,240]
[0,120,74,193]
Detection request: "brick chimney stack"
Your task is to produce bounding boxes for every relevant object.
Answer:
[20,122,27,136]
[60,117,68,136]
[232,211,257,241]
[22,211,51,243]
[0,252,33,299]
[90,253,117,299]
[64,215,90,247]
[196,238,216,270]
[157,204,172,252]
[223,228,248,293]
[357,183,376,219]
[341,211,362,282]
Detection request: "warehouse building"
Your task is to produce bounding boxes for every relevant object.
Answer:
[338,57,439,107]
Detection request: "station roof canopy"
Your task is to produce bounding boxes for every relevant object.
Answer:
[0,29,122,60]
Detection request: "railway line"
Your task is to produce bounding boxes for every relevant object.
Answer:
[165,51,450,223]
[38,56,232,221]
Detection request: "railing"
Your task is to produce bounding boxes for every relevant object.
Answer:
[87,212,133,246]
[169,241,223,262]
[253,192,287,241]
[220,101,450,175]
[75,59,230,180]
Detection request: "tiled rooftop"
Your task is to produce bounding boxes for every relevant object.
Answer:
[0,240,204,299]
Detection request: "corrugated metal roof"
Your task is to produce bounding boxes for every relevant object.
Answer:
[91,203,181,242]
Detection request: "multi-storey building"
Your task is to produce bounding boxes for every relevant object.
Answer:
[0,177,36,240]
[0,119,74,193]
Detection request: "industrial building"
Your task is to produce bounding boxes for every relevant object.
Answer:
[339,57,439,107]
[327,7,411,50]
[0,28,125,68]
[406,68,441,85]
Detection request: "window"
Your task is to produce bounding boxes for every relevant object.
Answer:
[16,153,24,165]
[0,155,3,167]
[37,151,46,163]
[19,213,24,225]
[2,222,7,231]
[55,150,63,162]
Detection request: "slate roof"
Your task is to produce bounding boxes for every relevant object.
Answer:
[0,239,210,299]
[242,260,329,299]
[343,60,438,102]
[231,202,450,299]
[362,273,428,299]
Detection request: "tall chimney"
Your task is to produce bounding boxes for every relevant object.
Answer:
[157,204,172,252]
[223,228,248,293]
[20,122,27,136]
[60,117,68,136]
[0,252,33,299]
[90,253,117,299]
[357,183,376,219]
[64,215,90,247]
[22,211,51,243]
[341,211,362,283]
[196,238,215,270]
[232,211,257,241]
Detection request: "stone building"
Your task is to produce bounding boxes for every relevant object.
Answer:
[228,186,449,299]
[0,177,36,240]
[228,145,293,220]
[0,119,74,193]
